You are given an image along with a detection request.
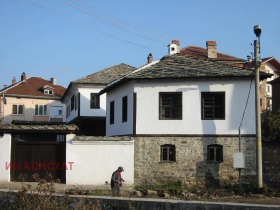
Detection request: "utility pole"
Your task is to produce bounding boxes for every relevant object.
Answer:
[254,25,263,188]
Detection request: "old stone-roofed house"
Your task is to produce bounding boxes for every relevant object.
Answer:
[101,48,271,186]
[180,40,280,112]
[0,72,66,125]
[62,63,136,136]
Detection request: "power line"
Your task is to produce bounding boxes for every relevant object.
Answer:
[24,0,163,51]
[61,0,172,44]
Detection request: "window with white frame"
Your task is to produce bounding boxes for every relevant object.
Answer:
[160,144,176,162]
[12,104,23,115]
[207,144,223,162]
[35,104,47,116]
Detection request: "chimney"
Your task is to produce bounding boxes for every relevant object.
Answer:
[12,77,16,84]
[206,41,217,59]
[21,72,26,82]
[147,53,153,64]
[168,40,180,56]
[50,77,57,85]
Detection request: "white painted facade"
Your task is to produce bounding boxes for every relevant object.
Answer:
[63,85,106,123]
[0,134,11,182]
[66,134,134,185]
[106,79,256,136]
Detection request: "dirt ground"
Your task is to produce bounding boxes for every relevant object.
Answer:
[0,182,280,206]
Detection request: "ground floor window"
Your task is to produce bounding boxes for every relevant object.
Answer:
[161,144,176,162]
[207,144,223,162]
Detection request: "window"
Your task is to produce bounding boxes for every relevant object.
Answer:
[110,101,115,124]
[207,144,223,162]
[35,104,47,116]
[12,104,23,115]
[71,95,75,111]
[90,93,100,109]
[44,89,53,95]
[201,92,225,120]
[161,144,176,162]
[122,96,128,122]
[159,92,182,120]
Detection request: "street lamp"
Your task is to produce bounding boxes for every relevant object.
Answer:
[254,25,263,188]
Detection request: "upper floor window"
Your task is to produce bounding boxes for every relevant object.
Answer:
[43,85,54,95]
[122,96,128,122]
[110,101,115,124]
[201,92,225,120]
[90,93,100,109]
[35,104,47,116]
[12,104,23,115]
[207,144,223,162]
[71,95,75,111]
[159,92,182,120]
[161,144,176,162]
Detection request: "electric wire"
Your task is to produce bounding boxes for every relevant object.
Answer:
[238,77,253,130]
[59,0,165,43]
[24,0,162,51]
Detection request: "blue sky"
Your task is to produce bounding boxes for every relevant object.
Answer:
[1,0,279,88]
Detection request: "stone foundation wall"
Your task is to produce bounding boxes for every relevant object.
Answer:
[134,136,256,187]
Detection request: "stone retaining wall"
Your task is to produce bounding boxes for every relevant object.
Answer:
[134,136,256,187]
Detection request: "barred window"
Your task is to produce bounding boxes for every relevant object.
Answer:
[202,92,225,120]
[90,93,100,109]
[159,92,182,120]
[161,144,176,162]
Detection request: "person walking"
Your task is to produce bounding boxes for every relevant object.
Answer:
[111,166,125,196]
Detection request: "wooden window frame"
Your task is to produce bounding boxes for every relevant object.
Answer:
[207,144,223,163]
[110,101,115,125]
[201,92,225,120]
[90,93,100,109]
[159,92,182,120]
[122,96,128,123]
[160,144,176,162]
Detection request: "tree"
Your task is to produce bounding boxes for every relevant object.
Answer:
[261,110,280,142]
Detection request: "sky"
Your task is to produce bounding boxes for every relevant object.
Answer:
[0,0,280,89]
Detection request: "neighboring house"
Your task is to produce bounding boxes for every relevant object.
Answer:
[0,73,66,125]
[180,40,280,112]
[269,77,280,112]
[62,64,136,136]
[101,44,271,186]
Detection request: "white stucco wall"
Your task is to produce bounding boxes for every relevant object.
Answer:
[79,87,106,117]
[106,82,135,136]
[66,134,134,185]
[106,79,256,136]
[0,134,11,182]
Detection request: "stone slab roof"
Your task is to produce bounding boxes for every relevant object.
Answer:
[73,63,136,85]
[73,136,132,141]
[127,54,257,79]
[0,121,78,133]
[101,54,271,94]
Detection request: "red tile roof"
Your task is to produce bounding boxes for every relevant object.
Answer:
[180,46,245,62]
[1,77,66,98]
